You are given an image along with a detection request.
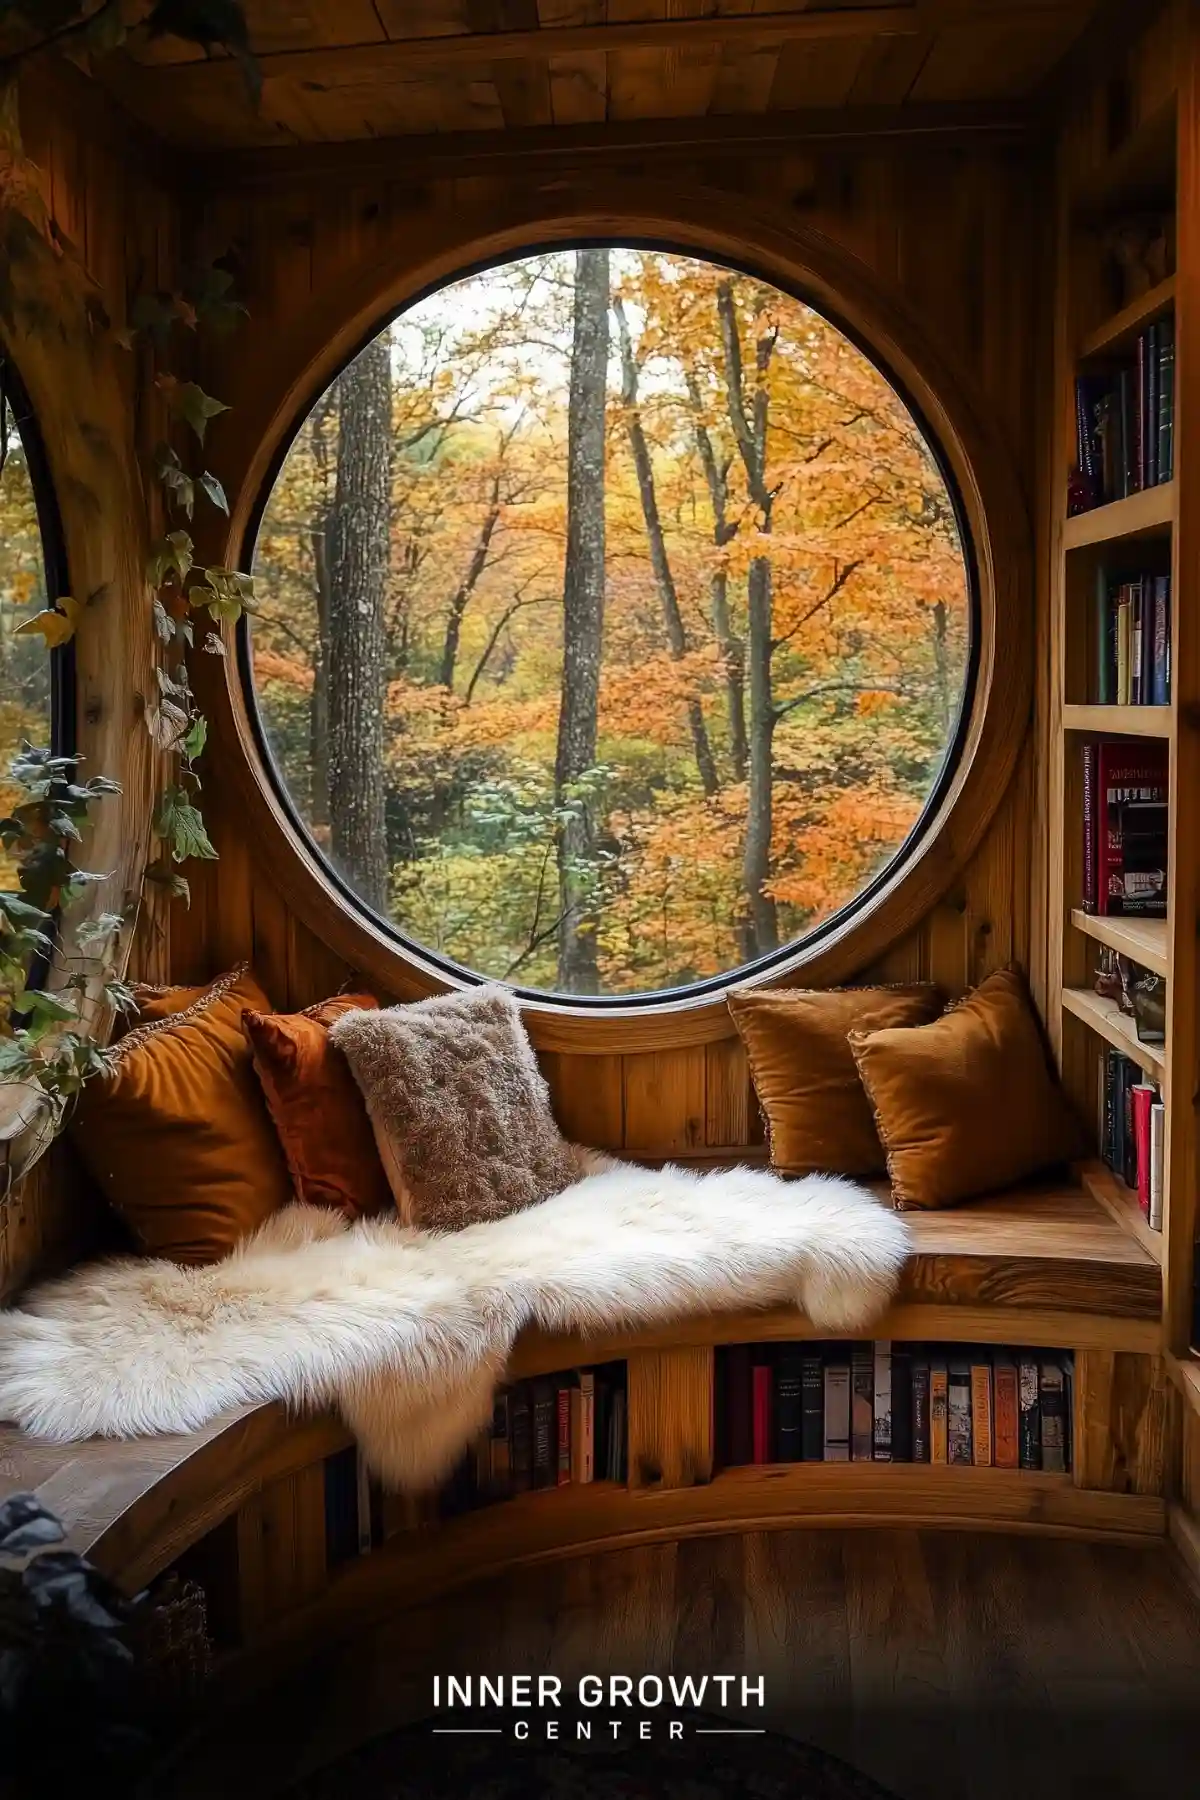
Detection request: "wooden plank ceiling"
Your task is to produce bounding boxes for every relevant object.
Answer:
[99,0,1100,150]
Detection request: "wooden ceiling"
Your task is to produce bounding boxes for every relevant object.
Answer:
[97,0,1103,153]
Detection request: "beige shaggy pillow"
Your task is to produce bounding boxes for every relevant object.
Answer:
[329,985,579,1233]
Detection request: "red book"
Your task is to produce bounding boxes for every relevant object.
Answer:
[1132,1084,1156,1217]
[1081,742,1097,911]
[993,1354,1019,1470]
[1095,740,1168,916]
[752,1364,773,1464]
[556,1384,572,1486]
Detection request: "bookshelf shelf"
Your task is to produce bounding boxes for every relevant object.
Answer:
[1062,703,1172,737]
[1078,1159,1164,1265]
[1063,482,1175,551]
[1069,908,1169,976]
[1166,1353,1200,1416]
[1079,275,1176,360]
[1062,986,1167,1077]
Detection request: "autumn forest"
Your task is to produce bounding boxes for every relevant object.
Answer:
[250,248,970,999]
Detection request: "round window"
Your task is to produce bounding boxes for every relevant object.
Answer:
[248,246,972,1001]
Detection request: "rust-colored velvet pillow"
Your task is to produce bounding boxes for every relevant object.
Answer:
[71,965,293,1264]
[848,964,1085,1210]
[244,994,392,1219]
[727,983,943,1177]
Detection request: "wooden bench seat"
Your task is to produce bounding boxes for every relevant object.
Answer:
[0,1172,1160,1594]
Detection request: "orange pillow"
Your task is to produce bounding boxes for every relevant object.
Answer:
[71,965,293,1264]
[848,965,1085,1210]
[244,994,392,1219]
[727,983,943,1177]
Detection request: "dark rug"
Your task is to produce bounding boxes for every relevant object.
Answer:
[282,1709,902,1799]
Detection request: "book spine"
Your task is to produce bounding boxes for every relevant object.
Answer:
[912,1354,931,1463]
[531,1381,555,1489]
[1130,578,1143,705]
[1117,367,1134,498]
[851,1344,873,1462]
[1039,1360,1068,1474]
[1101,1047,1118,1168]
[556,1383,572,1487]
[801,1352,824,1461]
[1115,590,1131,710]
[1147,322,1160,487]
[947,1358,972,1466]
[1132,1083,1155,1217]
[775,1352,805,1464]
[1159,318,1175,483]
[727,1346,753,1467]
[510,1386,532,1493]
[823,1360,851,1462]
[1123,1063,1137,1187]
[489,1392,511,1498]
[872,1341,892,1462]
[1152,576,1171,705]
[890,1344,913,1462]
[970,1361,993,1467]
[752,1363,773,1464]
[993,1355,1019,1470]
[1018,1356,1040,1470]
[1150,1101,1166,1232]
[930,1359,948,1465]
[1095,568,1113,704]
[1081,740,1097,912]
[1134,333,1147,491]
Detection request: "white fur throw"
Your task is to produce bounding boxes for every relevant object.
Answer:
[0,1158,910,1492]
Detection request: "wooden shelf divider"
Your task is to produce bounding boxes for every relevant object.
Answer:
[1068,909,1169,975]
[1077,1159,1164,1265]
[1079,274,1176,360]
[1062,704,1172,738]
[1062,482,1175,551]
[1062,987,1167,1076]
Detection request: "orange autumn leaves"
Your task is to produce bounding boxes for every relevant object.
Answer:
[251,248,968,995]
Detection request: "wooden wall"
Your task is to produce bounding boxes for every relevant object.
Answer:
[0,64,176,1300]
[171,133,1045,1163]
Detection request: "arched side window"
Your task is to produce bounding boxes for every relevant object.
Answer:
[0,358,73,890]
[246,246,975,1005]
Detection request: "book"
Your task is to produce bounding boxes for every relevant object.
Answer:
[1095,740,1168,916]
[489,1392,512,1495]
[872,1340,892,1462]
[851,1343,874,1461]
[1159,317,1175,482]
[1018,1355,1040,1470]
[1095,567,1114,704]
[510,1385,533,1493]
[930,1358,949,1464]
[531,1380,556,1489]
[970,1359,993,1467]
[993,1353,1019,1470]
[752,1362,773,1464]
[608,1387,627,1483]
[891,1343,913,1463]
[823,1354,851,1462]
[911,1349,931,1463]
[557,1383,572,1487]
[1081,741,1097,911]
[775,1348,806,1463]
[1040,1359,1068,1474]
[801,1349,825,1461]
[1150,1100,1166,1232]
[1152,576,1171,704]
[947,1356,973,1466]
[1132,1083,1156,1217]
[570,1371,595,1484]
[726,1346,754,1466]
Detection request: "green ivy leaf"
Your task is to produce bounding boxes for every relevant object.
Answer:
[199,470,229,514]
[159,377,230,445]
[147,530,194,589]
[154,443,195,518]
[154,786,217,864]
[181,714,208,762]
[144,856,192,907]
[11,989,80,1025]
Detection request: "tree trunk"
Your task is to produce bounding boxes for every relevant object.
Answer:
[615,299,719,798]
[555,248,610,995]
[687,375,748,781]
[327,335,392,914]
[717,280,778,959]
[307,387,338,833]
[438,471,502,692]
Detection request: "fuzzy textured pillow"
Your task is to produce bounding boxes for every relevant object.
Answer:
[244,993,392,1219]
[727,983,943,1177]
[71,964,294,1264]
[330,985,578,1232]
[848,964,1085,1210]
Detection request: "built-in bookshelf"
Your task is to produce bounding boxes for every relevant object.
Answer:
[1048,53,1200,1431]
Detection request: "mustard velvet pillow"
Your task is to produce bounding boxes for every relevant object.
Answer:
[71,965,294,1264]
[848,964,1085,1210]
[727,983,943,1177]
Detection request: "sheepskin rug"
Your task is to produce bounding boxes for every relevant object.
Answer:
[0,1157,910,1491]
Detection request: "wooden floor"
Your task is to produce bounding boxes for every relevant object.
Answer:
[166,1529,1200,1800]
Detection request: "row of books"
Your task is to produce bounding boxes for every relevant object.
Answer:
[478,1367,628,1498]
[1092,568,1171,705]
[1100,1049,1165,1231]
[1073,318,1175,511]
[1080,739,1167,916]
[716,1343,1072,1472]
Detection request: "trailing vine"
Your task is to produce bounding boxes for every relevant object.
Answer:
[0,1,258,1142]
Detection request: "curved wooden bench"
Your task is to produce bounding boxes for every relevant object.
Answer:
[0,1172,1167,1680]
